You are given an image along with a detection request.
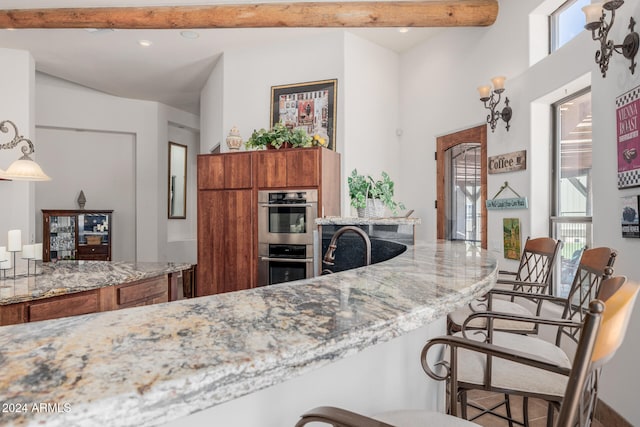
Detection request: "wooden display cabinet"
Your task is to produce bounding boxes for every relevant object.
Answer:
[42,210,113,262]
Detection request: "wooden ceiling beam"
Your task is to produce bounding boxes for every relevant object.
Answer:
[0,1,498,29]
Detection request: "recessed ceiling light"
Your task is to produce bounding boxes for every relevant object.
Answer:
[138,39,153,47]
[397,28,410,34]
[180,30,200,39]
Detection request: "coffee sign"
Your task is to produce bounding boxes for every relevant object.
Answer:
[488,150,527,174]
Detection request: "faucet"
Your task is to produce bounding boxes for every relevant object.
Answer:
[323,226,371,268]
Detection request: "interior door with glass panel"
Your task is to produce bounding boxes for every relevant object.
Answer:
[436,125,487,248]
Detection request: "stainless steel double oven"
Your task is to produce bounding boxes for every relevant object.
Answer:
[258,189,317,286]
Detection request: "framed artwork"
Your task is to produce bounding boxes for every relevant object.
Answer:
[271,79,337,151]
[615,85,640,188]
[503,218,521,260]
[621,195,640,238]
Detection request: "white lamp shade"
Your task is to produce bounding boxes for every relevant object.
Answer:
[478,85,492,99]
[491,76,506,91]
[4,157,51,181]
[582,2,604,25]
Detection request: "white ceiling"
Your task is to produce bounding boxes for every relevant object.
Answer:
[0,1,441,114]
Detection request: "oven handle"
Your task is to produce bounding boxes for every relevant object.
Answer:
[259,203,314,208]
[260,257,314,263]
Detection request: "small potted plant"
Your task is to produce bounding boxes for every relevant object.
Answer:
[289,128,313,148]
[348,169,405,218]
[245,122,291,150]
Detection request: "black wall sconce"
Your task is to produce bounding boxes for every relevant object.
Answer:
[582,0,639,78]
[478,76,512,133]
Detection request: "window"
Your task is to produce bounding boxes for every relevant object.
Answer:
[551,89,593,297]
[550,0,590,52]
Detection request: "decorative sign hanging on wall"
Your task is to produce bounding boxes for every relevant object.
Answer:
[486,181,528,210]
[621,195,640,238]
[616,85,640,188]
[488,150,526,174]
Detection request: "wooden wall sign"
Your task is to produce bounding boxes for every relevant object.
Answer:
[488,150,526,174]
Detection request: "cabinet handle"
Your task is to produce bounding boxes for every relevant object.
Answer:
[260,257,313,263]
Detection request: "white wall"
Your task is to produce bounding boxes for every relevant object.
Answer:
[200,31,401,214]
[343,33,401,217]
[35,73,200,263]
[588,1,640,420]
[0,48,36,274]
[34,127,136,262]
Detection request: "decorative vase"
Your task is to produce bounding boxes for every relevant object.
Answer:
[357,198,385,218]
[225,126,243,151]
[77,190,86,210]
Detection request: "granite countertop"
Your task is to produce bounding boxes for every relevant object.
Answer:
[0,242,496,427]
[316,216,422,225]
[0,261,192,305]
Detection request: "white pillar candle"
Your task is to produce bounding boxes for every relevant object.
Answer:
[33,243,43,261]
[22,244,35,259]
[0,246,11,269]
[7,229,22,252]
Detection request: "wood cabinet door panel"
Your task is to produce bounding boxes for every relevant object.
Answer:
[221,190,253,293]
[28,291,99,322]
[256,151,287,188]
[198,155,225,190]
[224,153,253,189]
[286,149,319,187]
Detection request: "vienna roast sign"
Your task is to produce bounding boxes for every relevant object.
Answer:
[488,150,527,174]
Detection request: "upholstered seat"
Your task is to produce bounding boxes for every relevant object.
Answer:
[448,298,537,332]
[374,410,479,426]
[448,237,562,334]
[454,330,570,396]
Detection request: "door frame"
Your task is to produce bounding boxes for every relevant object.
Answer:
[436,125,487,249]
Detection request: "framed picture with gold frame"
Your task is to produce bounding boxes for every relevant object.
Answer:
[270,79,337,151]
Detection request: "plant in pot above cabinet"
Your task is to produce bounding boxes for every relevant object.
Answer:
[245,122,291,150]
[348,169,405,218]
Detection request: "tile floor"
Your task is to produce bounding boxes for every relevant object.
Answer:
[461,390,605,427]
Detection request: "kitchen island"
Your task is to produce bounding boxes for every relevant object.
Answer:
[0,242,496,426]
[0,261,192,325]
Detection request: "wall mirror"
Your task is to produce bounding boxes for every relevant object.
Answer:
[168,142,187,219]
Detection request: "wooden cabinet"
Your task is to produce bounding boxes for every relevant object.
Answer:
[42,210,113,262]
[0,273,179,326]
[255,148,320,188]
[197,146,340,296]
[198,152,252,190]
[197,190,254,296]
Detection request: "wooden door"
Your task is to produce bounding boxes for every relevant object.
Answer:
[436,125,487,249]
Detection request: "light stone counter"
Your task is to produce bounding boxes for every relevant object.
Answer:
[316,216,422,226]
[0,261,192,305]
[0,242,496,426]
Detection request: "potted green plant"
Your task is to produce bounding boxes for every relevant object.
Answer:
[289,128,313,148]
[348,169,405,217]
[245,122,291,150]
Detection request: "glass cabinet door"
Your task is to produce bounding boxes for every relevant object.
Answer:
[48,215,77,261]
[78,213,110,246]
